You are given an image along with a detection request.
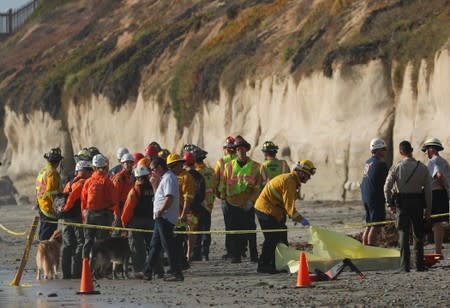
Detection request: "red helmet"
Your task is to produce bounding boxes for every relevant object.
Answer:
[223,136,235,149]
[234,135,251,150]
[183,151,196,167]
[144,144,158,157]
[132,152,144,165]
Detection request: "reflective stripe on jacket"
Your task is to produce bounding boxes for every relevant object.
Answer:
[197,163,216,212]
[36,163,62,218]
[255,172,302,222]
[223,158,262,208]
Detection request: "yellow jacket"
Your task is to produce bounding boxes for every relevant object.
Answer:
[177,169,196,208]
[254,172,302,222]
[36,163,62,218]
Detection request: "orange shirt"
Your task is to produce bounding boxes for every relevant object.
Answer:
[81,171,118,214]
[112,169,134,205]
[121,187,138,227]
[63,176,86,212]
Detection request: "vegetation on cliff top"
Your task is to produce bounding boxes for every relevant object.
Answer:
[0,0,449,129]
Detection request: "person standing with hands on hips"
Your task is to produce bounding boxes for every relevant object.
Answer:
[254,160,315,274]
[384,141,431,272]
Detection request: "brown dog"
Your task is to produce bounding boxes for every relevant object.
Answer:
[36,229,63,280]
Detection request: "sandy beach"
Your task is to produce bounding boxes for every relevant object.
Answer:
[1,201,449,307]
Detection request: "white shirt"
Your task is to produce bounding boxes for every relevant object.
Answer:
[428,155,450,191]
[153,170,179,225]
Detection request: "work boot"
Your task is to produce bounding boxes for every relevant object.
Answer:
[231,257,241,264]
[257,265,278,274]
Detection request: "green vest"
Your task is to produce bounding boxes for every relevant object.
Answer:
[262,159,287,181]
[225,159,259,196]
[199,166,215,211]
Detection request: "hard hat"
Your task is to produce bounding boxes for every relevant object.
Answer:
[134,165,150,177]
[44,147,64,163]
[75,160,93,172]
[421,137,444,152]
[132,152,145,165]
[116,147,129,160]
[137,157,151,168]
[193,148,208,160]
[144,144,159,157]
[149,141,162,152]
[370,138,387,151]
[183,144,199,153]
[87,146,101,158]
[234,135,251,150]
[166,153,185,166]
[158,149,170,159]
[120,153,134,163]
[92,154,107,168]
[75,149,91,161]
[293,160,316,176]
[183,151,196,166]
[223,136,235,149]
[261,141,279,153]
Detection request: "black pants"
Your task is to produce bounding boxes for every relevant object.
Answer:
[193,207,212,258]
[256,210,287,269]
[143,218,181,277]
[38,209,58,241]
[396,199,425,271]
[225,201,258,261]
[61,219,84,278]
[82,209,113,258]
[221,200,232,256]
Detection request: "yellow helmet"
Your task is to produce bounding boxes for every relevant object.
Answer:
[166,153,185,166]
[293,160,316,176]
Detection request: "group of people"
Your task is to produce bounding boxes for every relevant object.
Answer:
[34,134,448,280]
[34,136,315,281]
[361,138,450,272]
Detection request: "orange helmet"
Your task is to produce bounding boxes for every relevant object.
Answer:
[137,157,151,168]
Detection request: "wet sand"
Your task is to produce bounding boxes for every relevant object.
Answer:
[1,201,449,307]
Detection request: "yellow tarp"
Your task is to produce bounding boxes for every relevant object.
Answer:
[275,226,400,273]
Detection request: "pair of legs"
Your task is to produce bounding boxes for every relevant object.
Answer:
[362,202,385,245]
[143,217,182,280]
[82,210,113,259]
[61,221,84,278]
[255,210,287,273]
[396,200,425,271]
[193,207,212,260]
[431,190,449,255]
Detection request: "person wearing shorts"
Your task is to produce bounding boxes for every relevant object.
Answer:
[361,138,389,246]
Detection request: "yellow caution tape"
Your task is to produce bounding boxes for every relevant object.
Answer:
[0,223,27,236]
[1,212,449,236]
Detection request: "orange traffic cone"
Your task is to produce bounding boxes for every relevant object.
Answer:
[296,251,312,288]
[77,257,100,295]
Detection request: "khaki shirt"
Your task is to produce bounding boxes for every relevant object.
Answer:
[384,157,432,212]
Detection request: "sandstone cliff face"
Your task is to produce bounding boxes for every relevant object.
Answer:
[3,48,449,200]
[0,0,449,201]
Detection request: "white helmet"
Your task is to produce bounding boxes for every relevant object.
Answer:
[116,147,129,160]
[92,154,107,168]
[120,153,134,163]
[421,137,444,152]
[370,138,387,151]
[134,165,150,177]
[75,160,93,172]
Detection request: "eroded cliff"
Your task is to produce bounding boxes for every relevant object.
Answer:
[0,0,449,200]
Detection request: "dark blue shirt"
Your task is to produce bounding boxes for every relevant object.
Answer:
[361,156,388,205]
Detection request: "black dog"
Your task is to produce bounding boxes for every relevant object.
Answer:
[90,237,130,279]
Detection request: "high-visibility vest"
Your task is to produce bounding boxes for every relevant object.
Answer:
[198,165,215,212]
[35,164,60,218]
[216,153,236,194]
[225,159,259,197]
[261,159,289,183]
